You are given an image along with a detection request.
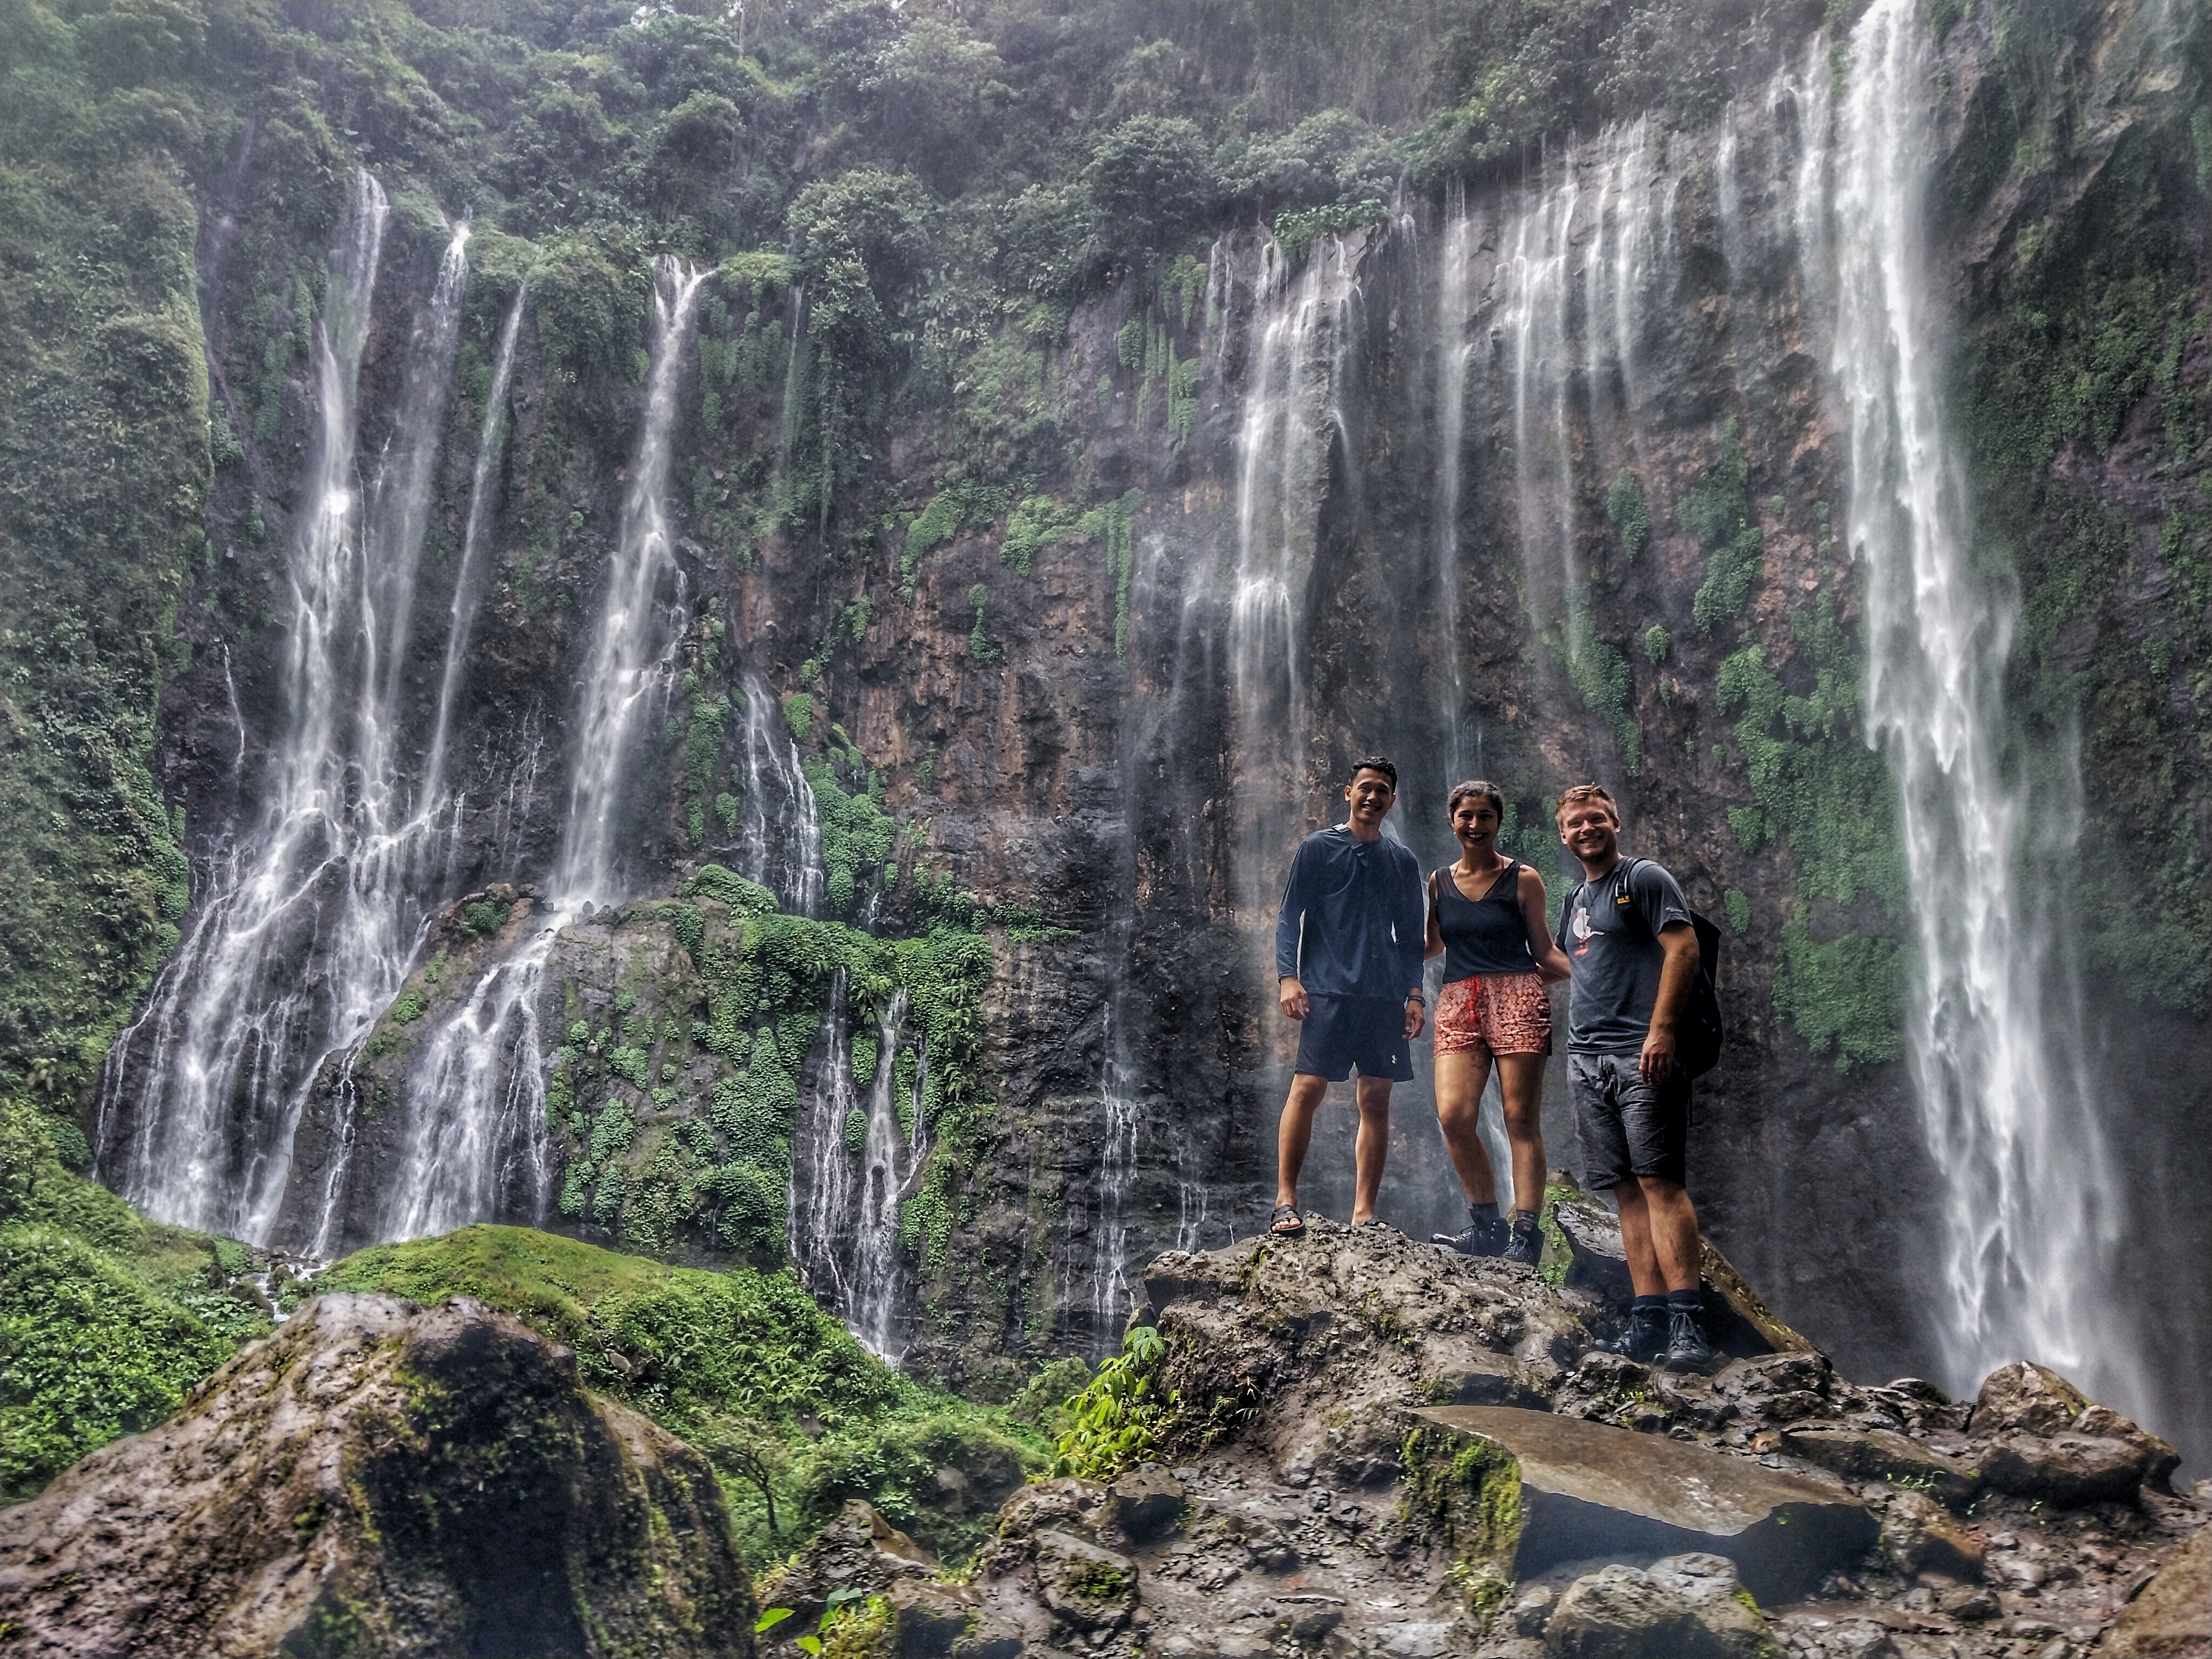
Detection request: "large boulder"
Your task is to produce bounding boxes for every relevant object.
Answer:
[1967,1362,2178,1504]
[1409,1404,1875,1603]
[2098,1526,2210,1658]
[1542,1552,1778,1658]
[754,1498,936,1638]
[1141,1216,1593,1485]
[0,1293,754,1659]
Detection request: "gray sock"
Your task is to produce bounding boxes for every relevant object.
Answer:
[1468,1201,1501,1223]
[1511,1208,1539,1234]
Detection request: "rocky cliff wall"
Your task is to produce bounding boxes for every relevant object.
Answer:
[6,1,2207,1467]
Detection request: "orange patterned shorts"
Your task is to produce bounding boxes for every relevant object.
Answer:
[1434,972,1553,1058]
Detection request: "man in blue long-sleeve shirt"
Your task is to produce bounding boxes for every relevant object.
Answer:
[1270,756,1426,1234]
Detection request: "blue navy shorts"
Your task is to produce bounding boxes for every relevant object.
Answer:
[1294,995,1414,1084]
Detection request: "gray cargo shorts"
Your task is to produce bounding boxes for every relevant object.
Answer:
[1568,1051,1691,1190]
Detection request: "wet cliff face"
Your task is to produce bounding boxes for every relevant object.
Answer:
[13,1,2209,1467]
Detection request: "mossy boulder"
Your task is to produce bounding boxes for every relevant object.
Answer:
[0,1293,756,1658]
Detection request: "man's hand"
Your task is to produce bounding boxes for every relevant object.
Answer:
[1403,997,1425,1040]
[1279,977,1309,1021]
[1639,1024,1677,1084]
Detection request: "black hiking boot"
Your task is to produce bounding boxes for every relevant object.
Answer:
[1433,1206,1507,1257]
[1590,1305,1669,1364]
[1664,1303,1716,1374]
[1502,1214,1543,1268]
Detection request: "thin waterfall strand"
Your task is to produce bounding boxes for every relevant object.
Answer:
[556,258,708,908]
[421,281,528,848]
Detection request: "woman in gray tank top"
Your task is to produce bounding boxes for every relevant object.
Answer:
[1423,780,1573,1263]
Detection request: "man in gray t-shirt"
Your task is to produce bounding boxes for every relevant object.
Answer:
[1553,784,1713,1372]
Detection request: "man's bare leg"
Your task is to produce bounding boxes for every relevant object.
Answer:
[1353,1075,1392,1224]
[1434,1051,1499,1205]
[1614,1175,1702,1296]
[1275,1072,1330,1214]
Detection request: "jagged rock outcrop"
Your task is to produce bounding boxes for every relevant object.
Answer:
[0,1294,755,1659]
[2097,1525,2210,1659]
[762,1224,2207,1659]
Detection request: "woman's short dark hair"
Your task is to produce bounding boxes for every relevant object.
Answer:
[1447,779,1505,819]
[1349,754,1398,789]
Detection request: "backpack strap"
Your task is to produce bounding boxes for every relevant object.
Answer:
[1610,857,1651,939]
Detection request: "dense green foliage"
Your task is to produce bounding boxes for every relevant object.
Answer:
[1,0,205,1107]
[1049,1323,1170,1480]
[492,859,998,1289]
[0,1100,268,1499]
[1716,587,1907,1069]
[326,1224,1048,1561]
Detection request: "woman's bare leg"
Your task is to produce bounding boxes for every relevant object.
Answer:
[1495,1053,1550,1216]
[1434,1049,1499,1206]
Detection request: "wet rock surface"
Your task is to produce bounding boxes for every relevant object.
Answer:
[766,1223,2206,1658]
[1412,1404,1876,1601]
[0,1293,755,1659]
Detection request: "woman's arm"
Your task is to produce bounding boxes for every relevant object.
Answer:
[1424,870,1445,960]
[1522,867,1572,982]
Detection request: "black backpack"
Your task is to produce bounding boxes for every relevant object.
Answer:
[1569,857,1726,1079]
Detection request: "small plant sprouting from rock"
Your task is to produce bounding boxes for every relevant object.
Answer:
[1050,1323,1172,1481]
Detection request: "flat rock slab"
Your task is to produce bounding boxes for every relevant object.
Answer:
[1411,1404,1874,1603]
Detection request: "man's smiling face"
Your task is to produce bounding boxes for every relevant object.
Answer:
[1345,769,1397,828]
[1558,798,1619,863]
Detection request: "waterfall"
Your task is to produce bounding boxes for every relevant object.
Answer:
[555,257,708,908]
[1229,233,1358,916]
[379,257,707,1243]
[421,280,529,860]
[773,280,806,500]
[1432,184,1475,780]
[734,669,824,915]
[1830,0,2128,1407]
[98,173,488,1241]
[1500,152,1585,662]
[373,917,560,1247]
[795,989,922,1359]
[1087,1003,1141,1336]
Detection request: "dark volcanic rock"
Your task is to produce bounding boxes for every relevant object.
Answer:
[1967,1362,2180,1505]
[0,1293,754,1659]
[1877,1489,1986,1580]
[2097,1524,2210,1658]
[1776,1423,1981,1505]
[755,1498,936,1637]
[1543,1552,1774,1658]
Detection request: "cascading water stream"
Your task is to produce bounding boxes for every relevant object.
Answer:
[1828,0,2130,1408]
[734,670,824,916]
[796,990,921,1359]
[1086,1002,1142,1337]
[1229,233,1358,917]
[421,280,529,864]
[1432,184,1475,781]
[97,174,487,1241]
[380,257,706,1243]
[558,258,709,908]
